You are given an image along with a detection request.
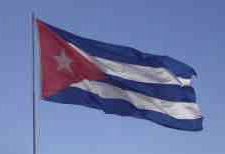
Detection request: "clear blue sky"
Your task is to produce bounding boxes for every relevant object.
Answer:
[0,0,224,154]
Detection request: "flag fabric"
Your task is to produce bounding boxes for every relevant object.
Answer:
[36,20,203,131]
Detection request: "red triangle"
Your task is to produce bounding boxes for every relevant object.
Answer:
[37,21,105,98]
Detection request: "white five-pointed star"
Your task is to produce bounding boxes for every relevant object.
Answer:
[54,50,73,73]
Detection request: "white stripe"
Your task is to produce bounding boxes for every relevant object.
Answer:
[70,81,201,119]
[177,77,192,86]
[68,43,192,86]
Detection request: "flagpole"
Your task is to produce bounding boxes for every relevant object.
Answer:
[31,12,38,154]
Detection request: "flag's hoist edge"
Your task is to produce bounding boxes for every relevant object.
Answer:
[38,20,203,131]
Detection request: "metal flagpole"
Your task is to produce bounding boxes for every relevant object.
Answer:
[31,12,38,154]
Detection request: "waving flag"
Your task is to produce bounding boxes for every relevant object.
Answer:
[36,19,203,131]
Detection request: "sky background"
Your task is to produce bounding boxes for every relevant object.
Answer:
[0,0,225,154]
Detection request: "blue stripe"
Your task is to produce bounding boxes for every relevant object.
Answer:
[40,20,197,78]
[98,75,196,102]
[46,87,203,131]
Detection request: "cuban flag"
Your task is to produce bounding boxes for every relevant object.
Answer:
[36,20,203,131]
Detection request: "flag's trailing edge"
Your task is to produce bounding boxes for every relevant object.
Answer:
[37,19,203,131]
